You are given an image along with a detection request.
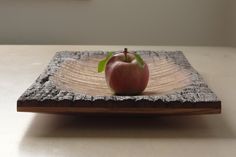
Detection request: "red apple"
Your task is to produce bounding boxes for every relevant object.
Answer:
[105,48,149,95]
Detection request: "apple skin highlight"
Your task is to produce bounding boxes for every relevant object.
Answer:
[105,52,149,95]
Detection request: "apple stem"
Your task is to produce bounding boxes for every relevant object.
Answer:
[124,48,128,62]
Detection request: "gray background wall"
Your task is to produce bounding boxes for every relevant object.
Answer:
[0,0,234,46]
[230,0,236,46]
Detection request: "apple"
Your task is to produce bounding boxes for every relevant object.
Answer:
[105,48,149,95]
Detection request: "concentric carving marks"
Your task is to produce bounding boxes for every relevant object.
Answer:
[51,56,192,96]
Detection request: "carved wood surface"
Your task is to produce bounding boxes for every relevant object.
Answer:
[17,51,221,115]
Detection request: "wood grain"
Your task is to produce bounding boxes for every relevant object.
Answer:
[17,51,221,115]
[52,56,191,95]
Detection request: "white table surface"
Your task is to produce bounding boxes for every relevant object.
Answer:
[1,45,236,157]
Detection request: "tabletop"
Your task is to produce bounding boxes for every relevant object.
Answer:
[1,45,236,157]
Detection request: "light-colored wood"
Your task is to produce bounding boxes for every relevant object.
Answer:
[52,57,191,96]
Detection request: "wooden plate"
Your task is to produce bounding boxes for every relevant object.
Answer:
[17,51,221,115]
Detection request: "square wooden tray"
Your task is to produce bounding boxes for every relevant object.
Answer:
[17,51,221,115]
